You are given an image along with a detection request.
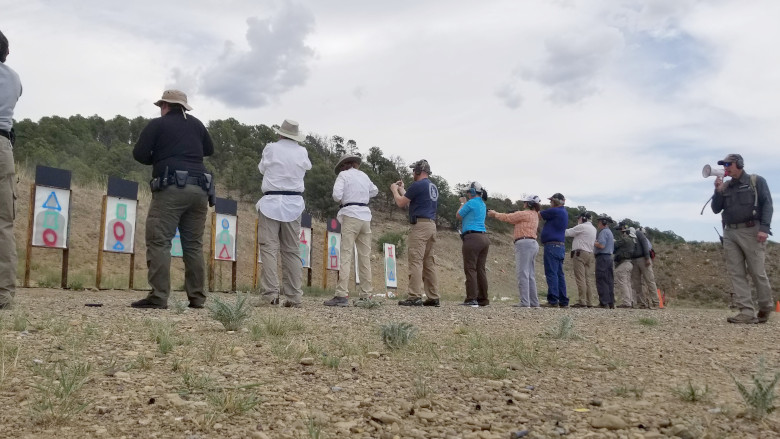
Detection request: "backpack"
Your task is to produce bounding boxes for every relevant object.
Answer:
[615,234,635,262]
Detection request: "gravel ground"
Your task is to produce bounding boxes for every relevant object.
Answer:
[1,289,779,439]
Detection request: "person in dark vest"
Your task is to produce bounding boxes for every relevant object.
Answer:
[390,159,440,307]
[0,30,22,310]
[712,153,774,324]
[629,227,659,309]
[131,90,214,309]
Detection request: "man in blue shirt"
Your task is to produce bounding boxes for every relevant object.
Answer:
[594,215,615,308]
[540,193,569,307]
[390,159,440,306]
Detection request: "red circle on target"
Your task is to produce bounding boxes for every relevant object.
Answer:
[113,222,125,241]
[43,228,57,246]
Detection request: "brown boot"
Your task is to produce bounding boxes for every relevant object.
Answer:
[727,313,757,324]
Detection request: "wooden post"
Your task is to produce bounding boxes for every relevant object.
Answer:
[61,248,69,289]
[231,261,237,292]
[95,195,107,289]
[129,252,135,289]
[23,183,35,287]
[321,231,329,289]
[253,218,259,289]
[208,212,216,292]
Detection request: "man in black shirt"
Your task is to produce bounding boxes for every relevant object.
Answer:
[131,90,214,309]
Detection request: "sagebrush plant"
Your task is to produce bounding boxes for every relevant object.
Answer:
[208,294,252,331]
[673,380,709,402]
[638,317,659,326]
[729,359,780,419]
[381,322,416,349]
[148,320,177,355]
[354,298,383,309]
[30,361,91,425]
[545,316,580,340]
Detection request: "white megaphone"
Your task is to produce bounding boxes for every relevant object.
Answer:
[702,164,725,178]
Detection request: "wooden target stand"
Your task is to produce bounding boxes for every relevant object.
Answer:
[95,177,139,290]
[23,166,72,288]
[209,198,238,292]
[252,212,314,289]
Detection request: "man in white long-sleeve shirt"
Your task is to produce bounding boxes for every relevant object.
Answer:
[324,154,379,306]
[565,212,598,307]
[256,119,312,307]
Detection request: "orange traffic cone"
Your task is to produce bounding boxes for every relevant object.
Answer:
[775,301,780,312]
[657,289,664,309]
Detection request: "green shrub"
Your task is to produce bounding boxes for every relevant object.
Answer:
[380,322,416,349]
[376,231,406,256]
[208,294,252,331]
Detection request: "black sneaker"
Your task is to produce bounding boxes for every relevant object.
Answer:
[459,300,479,308]
[283,301,301,308]
[270,297,280,305]
[571,303,587,308]
[188,302,205,309]
[398,298,423,306]
[422,298,440,307]
[559,303,569,308]
[130,298,167,309]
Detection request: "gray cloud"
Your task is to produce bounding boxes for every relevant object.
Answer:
[519,27,624,104]
[197,1,316,108]
[494,82,523,109]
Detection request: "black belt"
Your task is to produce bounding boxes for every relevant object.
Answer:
[264,191,303,196]
[514,237,535,242]
[596,253,613,257]
[725,221,755,229]
[544,241,565,245]
[462,230,485,236]
[161,175,201,186]
[0,130,10,140]
[340,202,368,208]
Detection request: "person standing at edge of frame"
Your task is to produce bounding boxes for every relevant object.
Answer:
[456,182,490,308]
[131,90,215,310]
[323,153,378,307]
[255,119,312,308]
[712,153,774,324]
[0,30,22,310]
[593,215,615,309]
[390,159,441,307]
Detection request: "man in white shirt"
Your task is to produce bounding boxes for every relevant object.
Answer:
[565,212,597,307]
[0,30,22,310]
[324,154,379,306]
[256,119,312,307]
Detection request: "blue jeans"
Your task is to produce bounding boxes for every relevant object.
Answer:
[543,243,567,305]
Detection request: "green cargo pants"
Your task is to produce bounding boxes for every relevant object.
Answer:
[143,184,208,306]
[0,138,16,307]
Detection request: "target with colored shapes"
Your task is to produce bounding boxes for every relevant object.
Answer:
[103,197,137,253]
[327,232,341,271]
[298,226,312,268]
[32,186,71,248]
[214,213,237,261]
[384,243,397,288]
[171,228,183,257]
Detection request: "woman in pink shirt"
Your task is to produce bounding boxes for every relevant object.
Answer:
[488,195,541,307]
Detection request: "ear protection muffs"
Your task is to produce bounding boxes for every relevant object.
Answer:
[736,156,744,169]
[469,182,477,197]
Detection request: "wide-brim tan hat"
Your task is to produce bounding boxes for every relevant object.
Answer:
[274,119,305,142]
[154,89,193,111]
[334,154,361,175]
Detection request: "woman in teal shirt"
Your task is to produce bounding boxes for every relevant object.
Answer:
[456,182,490,307]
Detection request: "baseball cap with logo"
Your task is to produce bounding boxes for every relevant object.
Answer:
[409,159,431,174]
[548,193,565,202]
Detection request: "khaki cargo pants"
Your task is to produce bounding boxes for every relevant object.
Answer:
[723,225,773,316]
[335,215,373,299]
[572,250,596,306]
[407,219,439,300]
[0,138,16,307]
[614,260,634,307]
[258,211,304,305]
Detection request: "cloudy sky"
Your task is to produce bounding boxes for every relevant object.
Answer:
[5,0,779,241]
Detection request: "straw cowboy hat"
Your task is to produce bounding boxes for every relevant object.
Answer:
[334,154,361,175]
[274,119,306,142]
[154,89,193,111]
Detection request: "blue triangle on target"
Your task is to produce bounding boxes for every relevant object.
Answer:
[43,191,62,211]
[113,241,125,251]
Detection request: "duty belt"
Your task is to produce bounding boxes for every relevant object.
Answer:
[725,221,756,229]
[339,202,368,208]
[264,191,303,196]
[0,130,10,140]
[462,230,485,236]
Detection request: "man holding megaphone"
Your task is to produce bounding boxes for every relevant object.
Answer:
[711,154,774,324]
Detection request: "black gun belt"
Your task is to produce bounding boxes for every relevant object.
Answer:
[0,130,10,141]
[339,202,368,208]
[264,191,303,196]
